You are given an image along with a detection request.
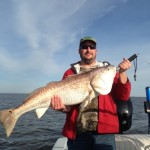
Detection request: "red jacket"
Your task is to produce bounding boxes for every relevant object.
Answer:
[62,67,131,140]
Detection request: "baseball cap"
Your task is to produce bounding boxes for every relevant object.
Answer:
[79,36,96,45]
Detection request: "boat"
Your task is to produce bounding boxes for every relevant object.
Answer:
[52,87,150,150]
[52,134,150,150]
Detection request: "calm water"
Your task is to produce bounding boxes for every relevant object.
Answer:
[0,94,149,150]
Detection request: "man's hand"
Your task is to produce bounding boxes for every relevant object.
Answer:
[118,58,132,84]
[119,58,132,73]
[50,95,71,112]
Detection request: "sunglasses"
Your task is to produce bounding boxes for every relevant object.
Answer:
[80,44,96,50]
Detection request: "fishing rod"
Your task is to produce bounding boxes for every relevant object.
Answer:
[116,53,138,81]
[116,53,138,71]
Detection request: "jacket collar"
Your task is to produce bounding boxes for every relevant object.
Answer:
[70,61,106,74]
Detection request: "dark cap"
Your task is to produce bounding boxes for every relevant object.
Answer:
[80,36,96,45]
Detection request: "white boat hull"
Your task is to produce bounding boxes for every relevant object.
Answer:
[52,134,150,150]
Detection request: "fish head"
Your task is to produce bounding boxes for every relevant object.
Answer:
[91,65,116,95]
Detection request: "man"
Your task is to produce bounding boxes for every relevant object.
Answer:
[51,37,131,149]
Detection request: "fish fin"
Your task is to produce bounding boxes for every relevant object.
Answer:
[0,109,18,137]
[79,91,96,111]
[46,81,59,86]
[35,107,48,119]
[80,100,89,111]
[65,74,77,78]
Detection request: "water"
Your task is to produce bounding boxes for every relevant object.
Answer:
[0,94,149,150]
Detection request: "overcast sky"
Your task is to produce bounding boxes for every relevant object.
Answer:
[0,0,150,97]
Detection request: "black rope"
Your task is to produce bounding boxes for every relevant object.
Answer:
[133,57,137,81]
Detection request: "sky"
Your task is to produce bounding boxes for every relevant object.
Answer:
[0,0,150,97]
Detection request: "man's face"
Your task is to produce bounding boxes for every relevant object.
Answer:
[79,41,97,64]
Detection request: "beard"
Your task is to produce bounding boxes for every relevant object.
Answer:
[80,53,96,64]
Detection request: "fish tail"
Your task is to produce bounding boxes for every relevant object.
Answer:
[0,109,18,137]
